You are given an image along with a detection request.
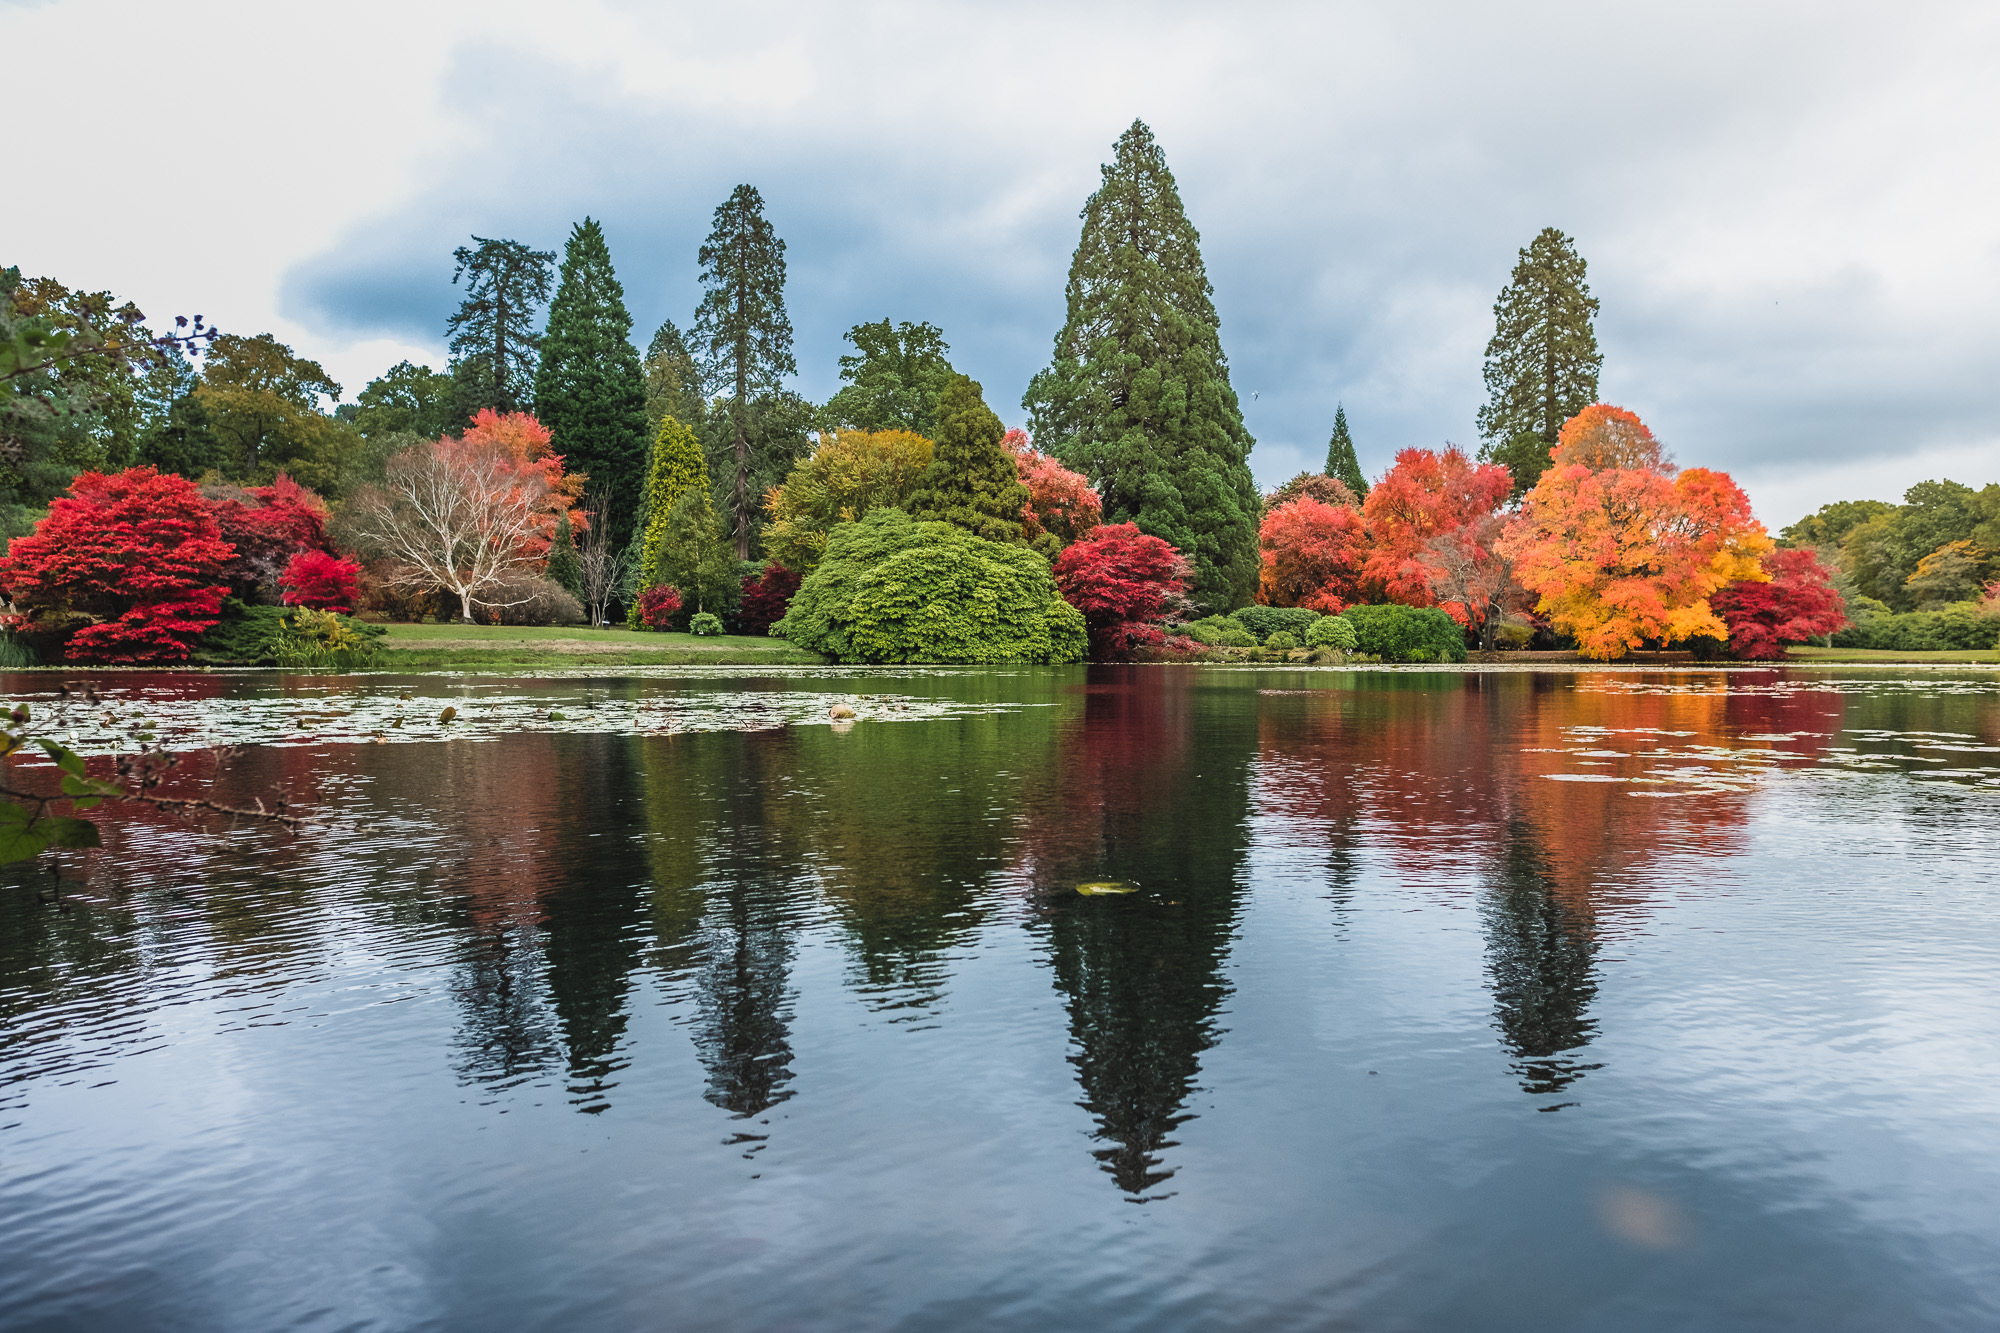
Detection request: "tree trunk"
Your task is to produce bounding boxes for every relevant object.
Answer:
[459,586,475,622]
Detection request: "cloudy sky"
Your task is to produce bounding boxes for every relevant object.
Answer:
[9,0,1998,525]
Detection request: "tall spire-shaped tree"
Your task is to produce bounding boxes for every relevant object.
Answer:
[1024,120,1260,610]
[446,236,555,416]
[905,374,1031,547]
[1324,403,1366,498]
[534,219,649,549]
[693,185,796,560]
[1476,227,1603,498]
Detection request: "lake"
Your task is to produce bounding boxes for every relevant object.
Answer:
[1,664,1997,1331]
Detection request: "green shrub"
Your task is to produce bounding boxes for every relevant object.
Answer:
[1229,605,1322,643]
[688,611,723,637]
[192,601,385,668]
[1832,599,2000,651]
[191,600,291,665]
[1184,616,1232,645]
[1340,604,1467,663]
[1265,631,1301,652]
[1305,616,1359,650]
[0,633,36,668]
[1216,625,1256,648]
[774,508,1087,664]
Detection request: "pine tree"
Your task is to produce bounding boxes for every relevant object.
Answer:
[692,185,796,560]
[1023,119,1260,610]
[446,236,555,414]
[1476,227,1603,498]
[546,509,583,598]
[1324,403,1367,498]
[634,414,707,596]
[534,218,650,550]
[906,374,1032,547]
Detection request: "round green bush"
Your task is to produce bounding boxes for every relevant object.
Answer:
[1228,605,1322,643]
[773,508,1087,664]
[1217,625,1257,648]
[688,611,724,637]
[1264,630,1301,652]
[1339,604,1467,663]
[1304,616,1359,650]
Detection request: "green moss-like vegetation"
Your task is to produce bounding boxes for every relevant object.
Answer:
[1340,604,1468,663]
[775,508,1087,664]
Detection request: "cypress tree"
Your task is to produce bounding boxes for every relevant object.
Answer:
[1023,119,1260,610]
[1476,227,1603,498]
[546,510,583,598]
[692,185,796,560]
[534,218,650,550]
[905,374,1032,547]
[634,414,707,596]
[446,236,555,415]
[1324,403,1367,498]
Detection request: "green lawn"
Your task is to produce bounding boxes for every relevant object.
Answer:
[374,621,786,651]
[1786,645,2000,665]
[368,620,825,669]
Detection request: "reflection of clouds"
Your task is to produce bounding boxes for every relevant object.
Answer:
[1597,1185,1690,1251]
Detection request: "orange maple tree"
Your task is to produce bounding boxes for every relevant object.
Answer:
[1358,446,1513,625]
[1499,405,1771,659]
[459,409,586,556]
[1258,495,1371,612]
[1004,429,1101,549]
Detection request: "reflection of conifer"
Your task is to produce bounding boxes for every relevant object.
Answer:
[449,927,562,1091]
[693,885,798,1115]
[1481,820,1601,1098]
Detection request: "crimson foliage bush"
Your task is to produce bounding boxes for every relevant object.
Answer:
[737,562,801,636]
[1050,522,1190,660]
[280,550,362,613]
[635,584,683,631]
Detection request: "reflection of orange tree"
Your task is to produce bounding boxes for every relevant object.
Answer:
[1015,667,1258,1196]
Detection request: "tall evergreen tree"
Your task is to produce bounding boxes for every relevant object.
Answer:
[692,185,796,560]
[1323,403,1367,498]
[821,319,955,437]
[446,236,555,415]
[643,319,705,438]
[1023,120,1260,610]
[546,510,583,598]
[1476,227,1603,498]
[905,374,1032,547]
[634,414,708,596]
[534,218,650,549]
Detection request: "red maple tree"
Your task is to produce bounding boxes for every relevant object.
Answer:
[206,473,334,597]
[737,562,802,636]
[2,467,235,662]
[1258,495,1370,612]
[1051,522,1189,659]
[1710,547,1847,659]
[1005,429,1102,548]
[1359,446,1513,621]
[280,550,362,613]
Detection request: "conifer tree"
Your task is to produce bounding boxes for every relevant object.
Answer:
[546,510,583,598]
[643,319,705,437]
[693,185,796,560]
[446,236,555,415]
[634,414,707,598]
[1476,227,1603,498]
[1023,119,1260,609]
[906,374,1032,547]
[1324,403,1367,498]
[534,218,649,550]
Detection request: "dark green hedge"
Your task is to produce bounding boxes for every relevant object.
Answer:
[1832,599,2000,651]
[1229,606,1323,643]
[1339,604,1468,663]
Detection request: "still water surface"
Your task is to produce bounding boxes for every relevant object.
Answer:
[2,665,1997,1330]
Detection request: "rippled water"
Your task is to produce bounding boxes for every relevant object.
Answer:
[2,665,1997,1331]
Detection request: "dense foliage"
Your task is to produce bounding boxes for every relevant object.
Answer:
[1024,120,1261,611]
[821,320,955,437]
[906,375,1032,547]
[635,414,708,597]
[280,550,361,613]
[1340,604,1468,663]
[447,237,555,416]
[760,428,934,574]
[634,584,683,631]
[1304,615,1358,650]
[1008,429,1101,551]
[1051,522,1189,659]
[736,562,800,636]
[776,509,1086,664]
[1476,227,1603,497]
[1833,599,2000,651]
[1710,548,1847,659]
[1229,606,1322,642]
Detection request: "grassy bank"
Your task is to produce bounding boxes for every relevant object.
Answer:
[371,621,827,670]
[1784,644,2000,666]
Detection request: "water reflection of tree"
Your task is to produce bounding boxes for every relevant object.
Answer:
[1026,667,1255,1197]
[1481,820,1600,1098]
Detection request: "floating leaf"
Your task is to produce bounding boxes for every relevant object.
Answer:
[439,706,457,723]
[1076,881,1137,896]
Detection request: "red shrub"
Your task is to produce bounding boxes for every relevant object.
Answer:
[1006,429,1102,547]
[1051,522,1190,659]
[737,562,801,636]
[1,466,234,662]
[281,550,362,613]
[1711,547,1848,659]
[635,585,683,631]
[206,473,333,600]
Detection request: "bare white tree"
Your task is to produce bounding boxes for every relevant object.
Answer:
[345,436,554,622]
[576,488,627,626]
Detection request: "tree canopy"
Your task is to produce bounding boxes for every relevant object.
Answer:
[906,374,1031,547]
[533,218,649,550]
[1476,228,1603,497]
[1023,119,1261,611]
[447,236,555,415]
[822,319,955,437]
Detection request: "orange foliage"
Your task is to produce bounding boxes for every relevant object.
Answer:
[1550,403,1670,474]
[1258,495,1370,612]
[460,409,585,556]
[1357,447,1513,624]
[1501,406,1770,659]
[1005,429,1102,547]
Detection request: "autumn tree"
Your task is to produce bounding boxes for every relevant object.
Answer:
[1711,548,1847,659]
[1500,405,1771,659]
[906,374,1032,546]
[205,473,334,601]
[1477,228,1603,497]
[694,185,796,559]
[1324,403,1367,498]
[534,219,649,550]
[761,428,934,574]
[1,466,234,662]
[822,319,955,437]
[1265,471,1358,514]
[447,236,555,415]
[1051,523,1191,659]
[1006,429,1102,551]
[1360,446,1514,622]
[280,550,362,613]
[1258,495,1370,612]
[1024,120,1261,610]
